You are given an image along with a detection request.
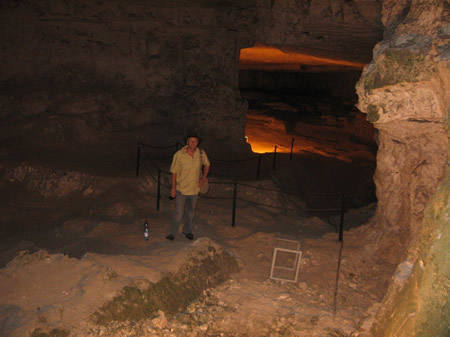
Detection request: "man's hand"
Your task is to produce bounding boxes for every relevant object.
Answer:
[170,173,177,199]
[198,178,206,187]
[199,165,210,188]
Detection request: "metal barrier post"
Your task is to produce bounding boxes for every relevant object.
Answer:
[256,154,262,180]
[339,194,346,241]
[232,183,237,227]
[290,138,295,160]
[157,169,161,211]
[136,145,141,177]
[273,145,277,170]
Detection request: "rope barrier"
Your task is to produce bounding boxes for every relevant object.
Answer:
[141,154,344,202]
[237,181,342,197]
[208,181,236,185]
[200,195,234,200]
[145,154,174,161]
[141,161,167,186]
[136,139,348,240]
[137,140,293,179]
[235,197,341,213]
[211,171,264,179]
[236,197,304,212]
[209,155,261,163]
[236,182,285,193]
[144,154,171,175]
[145,158,343,199]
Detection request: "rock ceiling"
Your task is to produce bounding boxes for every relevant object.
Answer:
[245,0,383,72]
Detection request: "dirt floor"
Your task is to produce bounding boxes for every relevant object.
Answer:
[0,106,396,337]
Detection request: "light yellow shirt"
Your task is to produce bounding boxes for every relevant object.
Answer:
[170,146,210,195]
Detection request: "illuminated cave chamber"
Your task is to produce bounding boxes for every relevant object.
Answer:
[238,45,378,210]
[239,45,376,157]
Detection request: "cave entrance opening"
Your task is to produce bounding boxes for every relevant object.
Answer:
[238,45,378,210]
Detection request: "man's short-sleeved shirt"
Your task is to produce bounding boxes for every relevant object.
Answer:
[170,146,210,195]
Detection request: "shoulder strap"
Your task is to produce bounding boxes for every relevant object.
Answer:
[199,149,205,166]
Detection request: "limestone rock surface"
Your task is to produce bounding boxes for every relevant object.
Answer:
[355,1,449,336]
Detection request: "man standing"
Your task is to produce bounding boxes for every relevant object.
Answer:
[166,134,210,241]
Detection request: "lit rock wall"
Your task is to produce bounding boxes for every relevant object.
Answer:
[355,0,449,335]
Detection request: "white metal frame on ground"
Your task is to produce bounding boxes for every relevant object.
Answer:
[270,238,302,283]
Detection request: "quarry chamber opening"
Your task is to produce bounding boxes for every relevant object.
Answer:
[239,44,378,210]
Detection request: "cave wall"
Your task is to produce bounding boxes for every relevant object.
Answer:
[356,0,449,335]
[0,0,382,157]
[0,0,258,156]
[262,0,382,63]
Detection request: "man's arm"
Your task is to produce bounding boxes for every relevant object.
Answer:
[199,165,210,186]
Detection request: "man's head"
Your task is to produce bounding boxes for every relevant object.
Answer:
[185,134,201,151]
[185,134,202,145]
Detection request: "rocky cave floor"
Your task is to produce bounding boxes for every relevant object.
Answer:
[0,102,397,337]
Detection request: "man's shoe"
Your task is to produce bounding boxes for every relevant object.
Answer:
[166,234,175,241]
[183,232,194,240]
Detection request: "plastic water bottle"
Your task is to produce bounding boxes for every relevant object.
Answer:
[144,221,149,241]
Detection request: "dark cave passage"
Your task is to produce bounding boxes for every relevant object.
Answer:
[238,68,378,210]
[239,69,376,153]
[240,69,376,148]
